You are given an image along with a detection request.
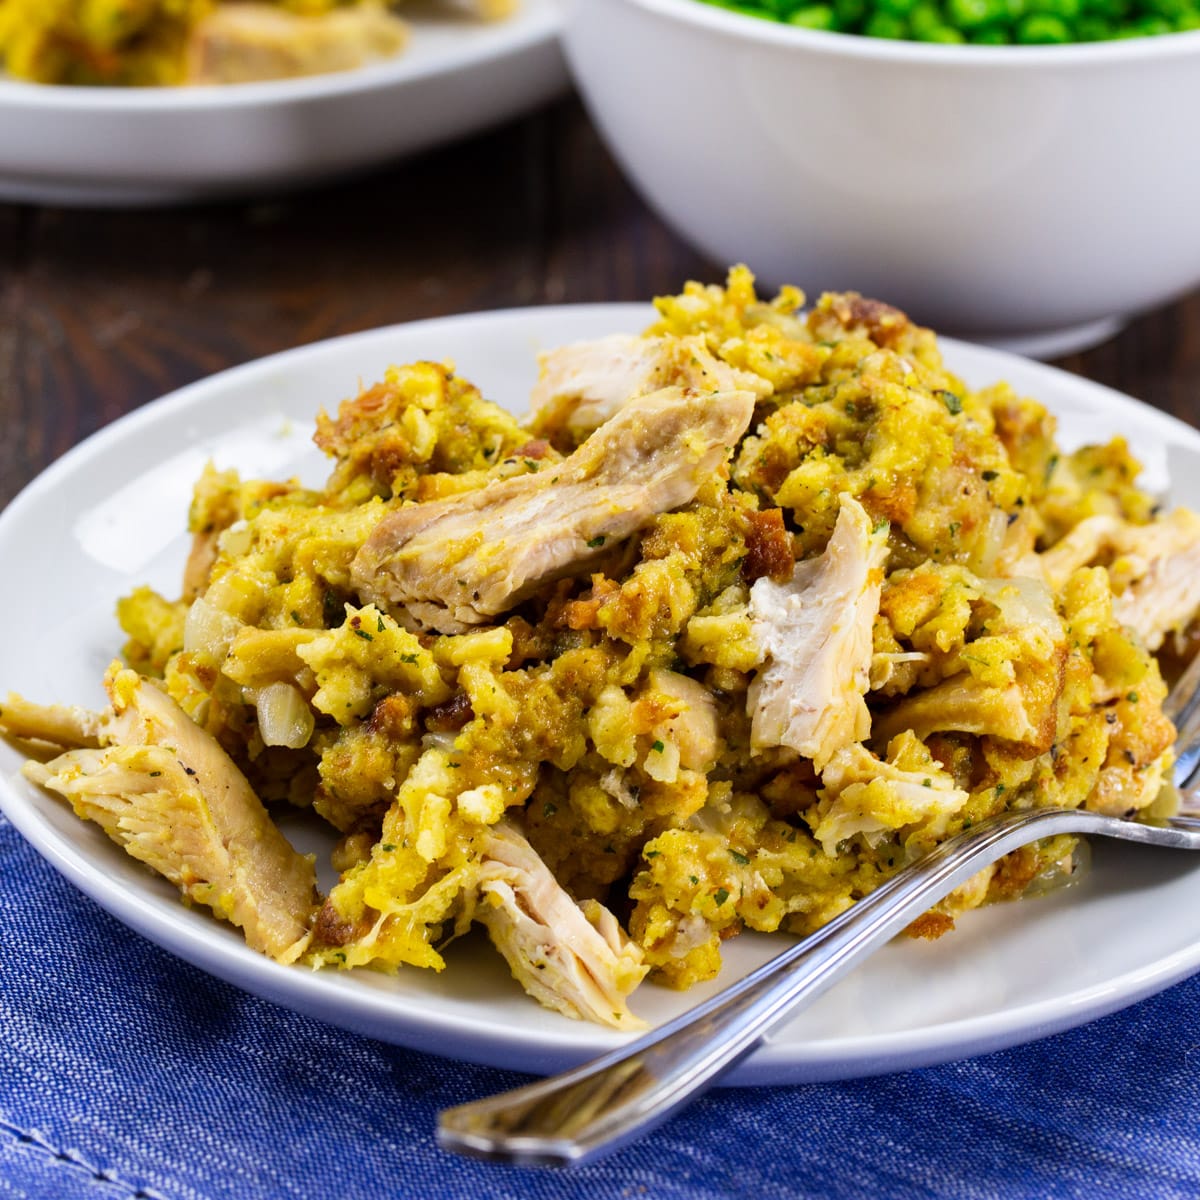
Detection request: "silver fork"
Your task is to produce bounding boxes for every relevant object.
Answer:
[438,651,1200,1167]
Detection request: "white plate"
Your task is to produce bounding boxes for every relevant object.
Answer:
[0,1,566,205]
[3,304,1200,1085]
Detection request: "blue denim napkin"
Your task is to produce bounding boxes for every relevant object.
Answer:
[2,811,1198,1200]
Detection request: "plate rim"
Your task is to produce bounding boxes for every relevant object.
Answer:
[3,300,1200,1085]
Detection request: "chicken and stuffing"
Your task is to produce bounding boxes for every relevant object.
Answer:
[0,0,514,87]
[4,267,1198,1029]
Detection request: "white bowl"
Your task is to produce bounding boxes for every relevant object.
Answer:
[562,0,1200,354]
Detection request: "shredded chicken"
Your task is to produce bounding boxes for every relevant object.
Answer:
[1110,513,1200,650]
[1041,509,1200,650]
[1040,515,1123,591]
[19,664,317,961]
[642,668,721,774]
[352,386,756,632]
[746,496,888,770]
[531,333,770,442]
[0,694,103,751]
[186,1,408,84]
[476,822,647,1030]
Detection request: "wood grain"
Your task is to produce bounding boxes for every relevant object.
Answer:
[0,95,1196,512]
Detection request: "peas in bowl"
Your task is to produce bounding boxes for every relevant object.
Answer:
[696,0,1200,40]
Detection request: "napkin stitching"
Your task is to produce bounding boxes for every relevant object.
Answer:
[0,1116,170,1200]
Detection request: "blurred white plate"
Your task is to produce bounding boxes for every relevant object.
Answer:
[0,0,565,205]
[2,304,1200,1084]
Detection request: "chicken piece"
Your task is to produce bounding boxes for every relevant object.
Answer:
[1041,509,1200,650]
[746,496,888,770]
[476,822,647,1030]
[642,668,721,774]
[0,693,103,750]
[531,334,770,443]
[1040,515,1122,591]
[352,386,756,633]
[20,664,317,961]
[1116,554,1200,652]
[1110,511,1200,651]
[186,2,408,85]
[813,736,970,857]
[183,529,220,600]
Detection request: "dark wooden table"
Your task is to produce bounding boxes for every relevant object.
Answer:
[2,93,1199,512]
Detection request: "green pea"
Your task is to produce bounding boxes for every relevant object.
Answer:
[1081,0,1128,17]
[876,0,921,18]
[863,10,911,33]
[1016,11,1072,34]
[1027,0,1081,21]
[834,0,869,25]
[946,0,996,25]
[1118,11,1174,28]
[919,22,970,36]
[787,3,839,26]
[1076,13,1115,33]
[909,2,946,32]
[971,22,1014,36]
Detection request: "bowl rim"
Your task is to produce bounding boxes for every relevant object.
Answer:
[617,0,1200,65]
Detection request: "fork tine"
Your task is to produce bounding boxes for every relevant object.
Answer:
[1167,650,1200,791]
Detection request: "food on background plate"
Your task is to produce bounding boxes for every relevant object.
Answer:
[0,0,515,87]
[695,0,1200,43]
[3,267,1198,1029]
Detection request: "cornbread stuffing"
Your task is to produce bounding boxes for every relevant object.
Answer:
[0,0,515,86]
[4,268,1196,1029]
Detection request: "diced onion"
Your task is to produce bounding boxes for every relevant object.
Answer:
[218,520,253,559]
[254,681,315,749]
[599,769,639,810]
[643,730,681,783]
[663,916,711,960]
[980,575,1062,642]
[971,508,1011,575]
[183,596,243,658]
[1023,838,1090,898]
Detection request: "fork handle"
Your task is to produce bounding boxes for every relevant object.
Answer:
[437,806,1132,1166]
